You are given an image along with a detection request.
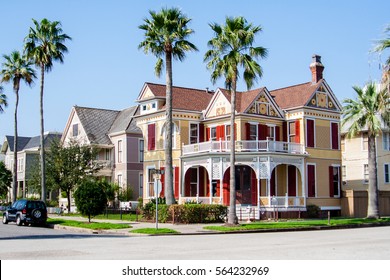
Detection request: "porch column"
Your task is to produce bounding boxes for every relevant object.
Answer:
[220,157,223,204]
[257,177,261,218]
[301,162,306,207]
[196,168,199,204]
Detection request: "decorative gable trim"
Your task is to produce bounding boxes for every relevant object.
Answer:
[204,88,231,119]
[244,88,284,118]
[306,80,342,111]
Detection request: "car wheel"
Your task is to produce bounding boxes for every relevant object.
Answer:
[16,215,23,226]
[2,215,8,224]
[32,209,42,220]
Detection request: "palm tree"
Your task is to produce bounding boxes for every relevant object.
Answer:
[138,7,198,205]
[24,18,71,201]
[0,51,36,203]
[375,25,390,93]
[342,83,390,219]
[0,85,8,113]
[204,16,268,225]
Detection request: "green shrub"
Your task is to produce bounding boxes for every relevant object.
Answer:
[306,204,321,218]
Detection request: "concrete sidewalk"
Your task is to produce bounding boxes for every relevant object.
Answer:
[49,214,223,235]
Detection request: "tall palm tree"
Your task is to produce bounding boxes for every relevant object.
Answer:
[342,83,390,219]
[204,16,267,225]
[24,18,71,201]
[0,51,36,203]
[0,85,8,113]
[138,7,198,205]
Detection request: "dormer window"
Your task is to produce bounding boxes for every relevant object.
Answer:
[152,103,156,109]
[142,105,147,111]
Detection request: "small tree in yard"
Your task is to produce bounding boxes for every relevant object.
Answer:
[74,179,108,222]
[46,139,100,213]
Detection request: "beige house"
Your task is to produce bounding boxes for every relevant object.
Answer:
[61,105,144,201]
[1,132,62,200]
[341,124,390,217]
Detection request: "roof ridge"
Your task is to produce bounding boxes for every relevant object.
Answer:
[146,82,213,93]
[270,81,313,92]
[74,105,120,113]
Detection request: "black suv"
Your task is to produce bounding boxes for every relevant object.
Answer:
[2,199,47,226]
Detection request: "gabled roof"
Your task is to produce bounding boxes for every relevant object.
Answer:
[140,83,214,112]
[270,81,321,110]
[109,105,141,135]
[217,88,263,113]
[1,133,62,153]
[74,106,120,145]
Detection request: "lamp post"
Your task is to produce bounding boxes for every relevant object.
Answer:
[153,168,164,230]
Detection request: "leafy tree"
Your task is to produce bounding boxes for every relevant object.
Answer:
[0,85,8,113]
[204,16,267,224]
[139,7,197,205]
[342,83,390,218]
[0,51,36,203]
[74,179,108,222]
[46,139,100,212]
[0,162,12,199]
[117,184,134,201]
[24,18,71,202]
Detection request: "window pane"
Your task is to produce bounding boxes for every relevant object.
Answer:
[190,124,198,144]
[385,164,389,183]
[364,164,369,183]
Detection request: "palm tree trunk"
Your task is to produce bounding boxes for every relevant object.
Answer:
[165,51,174,205]
[40,64,46,202]
[228,74,238,225]
[367,134,379,218]
[12,83,20,203]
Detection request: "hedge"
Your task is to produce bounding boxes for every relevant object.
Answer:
[140,203,227,224]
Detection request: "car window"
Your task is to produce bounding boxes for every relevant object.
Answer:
[27,201,46,210]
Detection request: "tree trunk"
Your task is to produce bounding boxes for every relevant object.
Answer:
[164,51,174,205]
[367,134,379,218]
[12,81,20,203]
[40,64,46,202]
[67,191,72,213]
[228,74,238,225]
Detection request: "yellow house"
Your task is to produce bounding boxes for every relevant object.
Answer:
[135,55,343,218]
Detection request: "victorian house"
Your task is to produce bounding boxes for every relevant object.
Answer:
[61,105,144,200]
[135,55,343,218]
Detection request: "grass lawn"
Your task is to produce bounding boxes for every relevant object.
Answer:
[130,228,179,235]
[204,217,390,232]
[48,218,131,230]
[92,213,138,221]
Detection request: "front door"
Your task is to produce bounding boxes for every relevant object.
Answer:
[236,166,252,204]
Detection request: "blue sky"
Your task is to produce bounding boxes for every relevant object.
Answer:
[0,0,389,142]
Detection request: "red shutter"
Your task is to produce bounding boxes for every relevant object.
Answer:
[331,122,339,149]
[251,169,257,205]
[288,165,296,196]
[206,127,210,141]
[307,165,315,197]
[223,169,230,205]
[295,120,300,144]
[234,123,237,139]
[147,123,155,151]
[199,123,205,142]
[245,123,251,140]
[307,119,315,147]
[329,166,334,197]
[160,167,165,198]
[282,122,288,142]
[174,167,179,199]
[258,124,267,140]
[275,126,280,141]
[218,125,225,140]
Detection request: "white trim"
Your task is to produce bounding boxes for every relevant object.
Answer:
[146,165,156,198]
[363,164,369,184]
[189,122,200,144]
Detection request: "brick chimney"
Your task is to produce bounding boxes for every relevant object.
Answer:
[310,54,324,83]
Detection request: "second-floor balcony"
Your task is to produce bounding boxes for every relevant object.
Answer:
[182,140,306,156]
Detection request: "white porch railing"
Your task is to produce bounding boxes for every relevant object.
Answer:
[179,197,214,204]
[260,195,306,208]
[182,140,305,155]
[96,160,113,169]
